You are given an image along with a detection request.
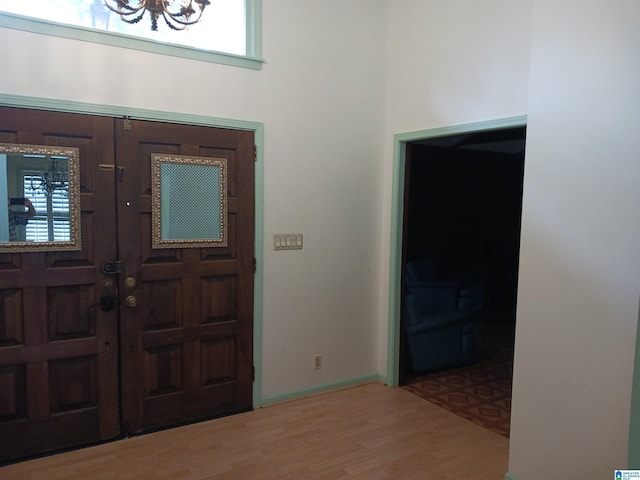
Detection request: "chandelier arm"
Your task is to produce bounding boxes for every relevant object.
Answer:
[103,0,147,15]
[162,13,186,31]
[117,10,147,25]
[160,0,208,26]
[163,10,206,27]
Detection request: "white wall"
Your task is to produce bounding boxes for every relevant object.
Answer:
[384,0,533,135]
[380,0,533,373]
[508,1,640,478]
[0,0,388,399]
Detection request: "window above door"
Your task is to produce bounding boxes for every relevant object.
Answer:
[0,0,263,70]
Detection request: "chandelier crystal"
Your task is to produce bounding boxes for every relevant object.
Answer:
[103,0,210,31]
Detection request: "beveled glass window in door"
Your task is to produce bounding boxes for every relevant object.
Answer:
[151,153,228,249]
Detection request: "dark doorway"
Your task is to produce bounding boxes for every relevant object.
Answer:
[400,126,526,435]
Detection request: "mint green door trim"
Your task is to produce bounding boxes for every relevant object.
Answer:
[629,299,640,467]
[0,93,265,409]
[0,0,263,70]
[386,115,528,388]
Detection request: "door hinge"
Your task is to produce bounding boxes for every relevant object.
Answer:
[123,116,132,131]
[252,257,257,274]
[252,365,255,382]
[253,144,257,162]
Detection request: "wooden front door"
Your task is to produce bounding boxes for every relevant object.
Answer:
[0,108,119,461]
[115,118,255,434]
[0,108,254,463]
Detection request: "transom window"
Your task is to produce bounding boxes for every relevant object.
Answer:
[0,0,262,69]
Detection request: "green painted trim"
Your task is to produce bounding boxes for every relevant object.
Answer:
[0,93,261,132]
[394,116,529,144]
[245,0,262,60]
[629,299,640,467]
[386,138,406,388]
[252,124,265,410]
[386,116,528,387]
[260,374,382,407]
[504,473,522,480]
[0,93,265,410]
[0,3,264,70]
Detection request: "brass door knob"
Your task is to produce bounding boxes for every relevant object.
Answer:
[125,295,137,308]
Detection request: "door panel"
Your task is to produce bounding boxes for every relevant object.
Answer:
[0,107,119,462]
[115,119,254,434]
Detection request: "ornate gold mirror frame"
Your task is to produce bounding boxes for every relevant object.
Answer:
[0,143,81,253]
[151,153,228,249]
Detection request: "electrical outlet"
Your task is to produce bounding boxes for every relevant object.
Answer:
[313,354,322,370]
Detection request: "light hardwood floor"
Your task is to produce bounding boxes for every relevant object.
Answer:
[0,383,509,479]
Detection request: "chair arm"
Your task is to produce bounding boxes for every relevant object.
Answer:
[405,286,460,317]
[406,280,460,290]
[405,311,472,335]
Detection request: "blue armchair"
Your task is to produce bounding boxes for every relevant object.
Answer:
[406,257,485,313]
[403,258,482,373]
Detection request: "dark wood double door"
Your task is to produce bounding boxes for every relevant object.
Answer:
[0,107,255,463]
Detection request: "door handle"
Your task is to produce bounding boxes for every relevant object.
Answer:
[125,295,137,308]
[99,295,116,312]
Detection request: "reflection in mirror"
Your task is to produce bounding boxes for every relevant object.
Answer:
[0,144,81,252]
[152,154,228,249]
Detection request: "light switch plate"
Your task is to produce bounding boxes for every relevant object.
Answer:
[273,234,303,250]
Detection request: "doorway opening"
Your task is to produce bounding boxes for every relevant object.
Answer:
[393,121,526,437]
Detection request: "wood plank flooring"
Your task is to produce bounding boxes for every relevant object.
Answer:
[0,383,509,479]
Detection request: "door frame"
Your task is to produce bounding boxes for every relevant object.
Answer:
[0,93,265,409]
[386,115,528,387]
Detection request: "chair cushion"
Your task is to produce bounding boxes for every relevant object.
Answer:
[405,258,436,286]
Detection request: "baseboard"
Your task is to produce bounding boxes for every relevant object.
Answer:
[259,373,383,407]
[505,473,522,480]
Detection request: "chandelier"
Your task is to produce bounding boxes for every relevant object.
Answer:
[103,0,210,31]
[30,159,68,198]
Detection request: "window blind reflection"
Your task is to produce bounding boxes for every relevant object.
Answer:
[23,172,70,242]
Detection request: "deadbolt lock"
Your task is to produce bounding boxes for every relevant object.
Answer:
[102,260,125,275]
[125,295,137,308]
[125,276,136,288]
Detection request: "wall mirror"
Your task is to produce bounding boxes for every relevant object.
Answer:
[151,153,228,249]
[0,143,81,252]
